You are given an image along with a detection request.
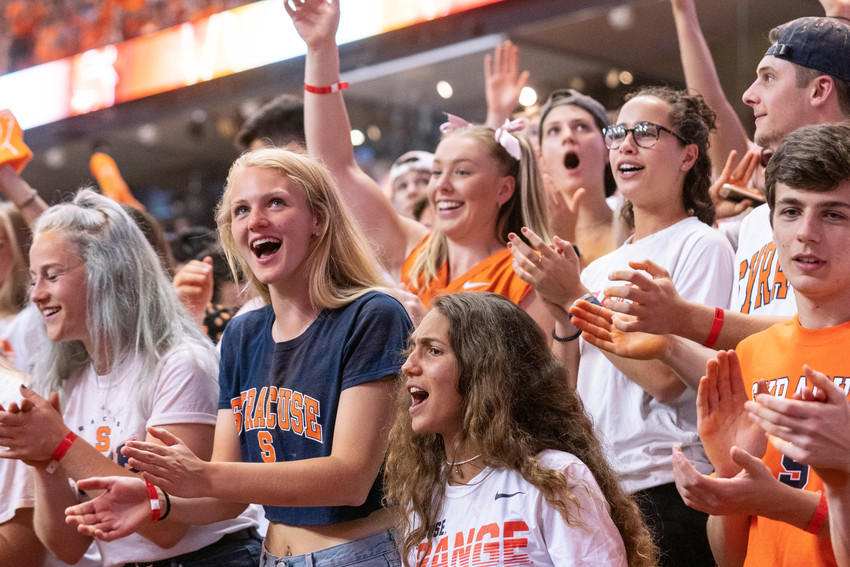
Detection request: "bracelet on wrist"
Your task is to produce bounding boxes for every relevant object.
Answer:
[46,431,78,475]
[14,189,37,210]
[157,489,171,522]
[703,307,724,348]
[805,490,828,534]
[304,81,349,94]
[145,480,162,522]
[552,326,582,342]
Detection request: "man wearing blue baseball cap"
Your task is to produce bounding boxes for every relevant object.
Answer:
[743,16,850,152]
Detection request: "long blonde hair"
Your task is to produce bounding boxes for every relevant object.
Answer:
[215,148,389,309]
[406,126,550,292]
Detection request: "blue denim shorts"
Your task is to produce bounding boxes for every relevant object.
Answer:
[259,529,400,567]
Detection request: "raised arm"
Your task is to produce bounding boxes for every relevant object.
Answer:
[819,0,850,18]
[670,0,750,174]
[286,0,426,277]
[173,256,214,327]
[483,40,528,129]
[0,165,48,228]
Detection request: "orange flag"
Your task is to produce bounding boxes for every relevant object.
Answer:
[0,110,32,173]
[89,152,145,211]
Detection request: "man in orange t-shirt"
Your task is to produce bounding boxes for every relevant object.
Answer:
[672,122,850,567]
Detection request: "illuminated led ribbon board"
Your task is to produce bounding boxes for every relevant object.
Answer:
[0,0,504,130]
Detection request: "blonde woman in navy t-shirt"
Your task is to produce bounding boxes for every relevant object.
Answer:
[66,149,412,566]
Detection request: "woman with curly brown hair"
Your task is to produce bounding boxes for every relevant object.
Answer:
[385,292,656,567]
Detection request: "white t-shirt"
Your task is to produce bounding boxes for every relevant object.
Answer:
[733,204,796,317]
[0,304,40,372]
[59,345,255,567]
[1,369,103,567]
[578,217,735,493]
[412,450,628,567]
[0,371,33,525]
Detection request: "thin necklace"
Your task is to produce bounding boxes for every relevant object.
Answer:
[447,454,481,478]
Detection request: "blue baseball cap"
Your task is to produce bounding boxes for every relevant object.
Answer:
[766,17,850,83]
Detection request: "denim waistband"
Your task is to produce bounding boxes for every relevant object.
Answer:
[260,529,399,567]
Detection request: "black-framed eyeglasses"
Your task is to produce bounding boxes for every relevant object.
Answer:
[602,121,687,150]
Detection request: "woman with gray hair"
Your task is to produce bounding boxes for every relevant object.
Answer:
[0,189,261,567]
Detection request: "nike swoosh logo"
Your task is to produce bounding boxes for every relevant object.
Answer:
[462,282,490,290]
[494,491,524,500]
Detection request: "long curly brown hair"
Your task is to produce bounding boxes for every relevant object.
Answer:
[385,292,657,566]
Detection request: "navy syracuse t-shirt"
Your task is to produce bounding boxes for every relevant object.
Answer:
[218,291,412,526]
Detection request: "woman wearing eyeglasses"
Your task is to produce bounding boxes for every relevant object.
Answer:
[510,86,735,567]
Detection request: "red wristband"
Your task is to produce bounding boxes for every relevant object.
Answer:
[304,81,349,94]
[145,480,162,522]
[703,307,724,348]
[805,490,828,534]
[45,431,78,475]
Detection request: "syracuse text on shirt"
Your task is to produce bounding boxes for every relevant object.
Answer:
[737,240,790,314]
[230,387,324,461]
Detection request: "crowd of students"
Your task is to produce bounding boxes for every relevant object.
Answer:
[0,0,254,74]
[1,0,850,565]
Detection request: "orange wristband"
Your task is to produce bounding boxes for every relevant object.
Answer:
[703,307,724,348]
[145,480,162,522]
[805,490,828,534]
[45,431,78,474]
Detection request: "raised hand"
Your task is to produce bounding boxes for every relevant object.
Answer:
[602,259,688,336]
[708,148,761,220]
[546,180,580,248]
[569,299,670,361]
[746,365,850,486]
[65,476,152,541]
[484,40,530,128]
[697,350,767,477]
[120,427,209,498]
[284,0,340,49]
[508,226,584,317]
[173,256,214,325]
